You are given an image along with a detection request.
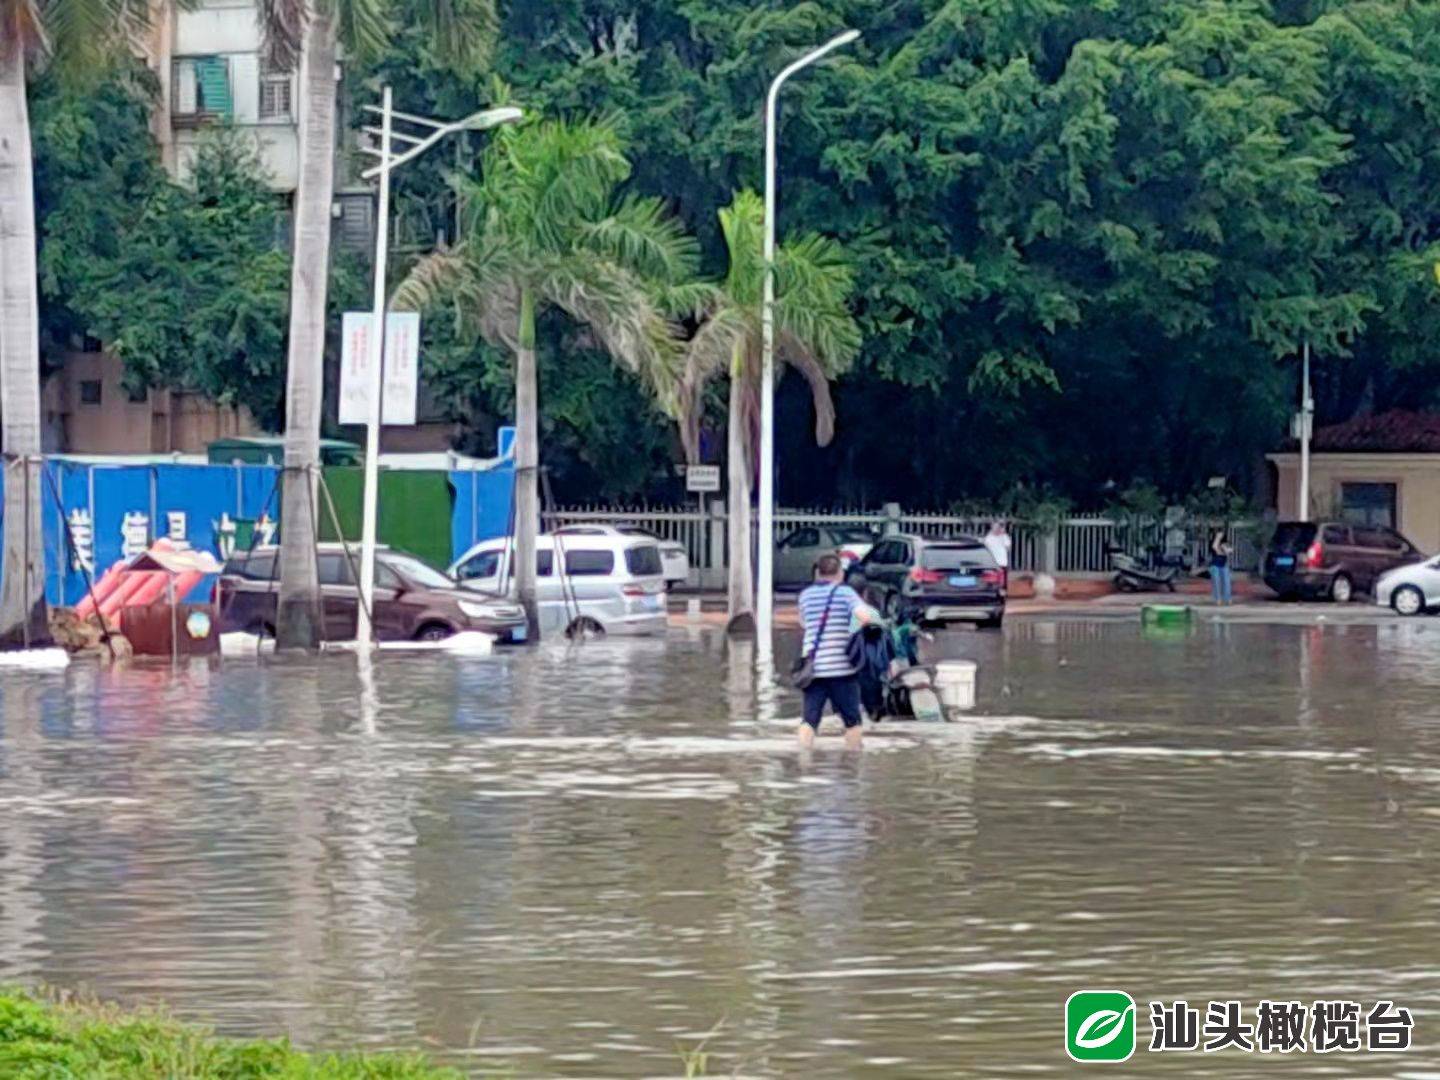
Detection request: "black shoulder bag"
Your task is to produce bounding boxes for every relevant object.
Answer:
[790,585,840,690]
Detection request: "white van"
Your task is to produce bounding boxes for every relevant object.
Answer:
[448,533,668,637]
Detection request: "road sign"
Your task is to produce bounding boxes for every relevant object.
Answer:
[686,464,721,493]
[339,311,420,425]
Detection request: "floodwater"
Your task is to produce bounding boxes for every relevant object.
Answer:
[3,619,1440,1077]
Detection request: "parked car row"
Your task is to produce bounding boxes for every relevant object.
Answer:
[217,527,672,642]
[218,544,531,643]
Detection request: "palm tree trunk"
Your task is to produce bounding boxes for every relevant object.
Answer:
[275,6,339,650]
[725,347,754,629]
[513,287,541,640]
[0,48,50,649]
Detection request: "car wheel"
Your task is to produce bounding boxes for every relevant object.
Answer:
[565,616,606,640]
[1393,585,1425,617]
[884,591,902,620]
[1330,573,1354,604]
[415,623,453,642]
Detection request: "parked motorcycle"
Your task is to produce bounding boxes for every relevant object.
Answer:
[1107,544,1182,593]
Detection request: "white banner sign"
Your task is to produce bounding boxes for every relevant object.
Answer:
[339,311,420,426]
[686,464,721,493]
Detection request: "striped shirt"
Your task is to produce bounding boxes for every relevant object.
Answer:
[799,583,861,678]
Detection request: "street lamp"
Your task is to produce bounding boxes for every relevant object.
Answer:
[1297,341,1313,522]
[756,29,860,666]
[354,89,522,647]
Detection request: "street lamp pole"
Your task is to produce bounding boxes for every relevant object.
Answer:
[757,28,859,666]
[356,86,395,650]
[1299,341,1313,522]
[354,91,522,646]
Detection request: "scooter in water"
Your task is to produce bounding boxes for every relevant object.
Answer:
[1107,544,1181,593]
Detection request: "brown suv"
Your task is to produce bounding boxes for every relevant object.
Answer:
[1263,521,1422,602]
[218,544,528,642]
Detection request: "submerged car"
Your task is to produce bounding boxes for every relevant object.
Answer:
[848,533,1005,629]
[1375,556,1440,615]
[1263,521,1422,602]
[218,544,528,643]
[551,524,691,590]
[449,532,668,637]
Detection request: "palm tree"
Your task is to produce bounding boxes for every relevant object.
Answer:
[259,0,495,648]
[0,0,154,646]
[393,116,702,639]
[677,189,860,627]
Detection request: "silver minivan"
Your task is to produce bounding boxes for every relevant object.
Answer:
[448,534,668,637]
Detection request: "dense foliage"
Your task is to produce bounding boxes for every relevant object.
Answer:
[32,66,361,432]
[362,0,1440,506]
[27,2,1440,508]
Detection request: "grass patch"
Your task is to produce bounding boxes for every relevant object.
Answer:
[0,988,465,1078]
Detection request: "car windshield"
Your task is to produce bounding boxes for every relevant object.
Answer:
[833,528,878,543]
[1270,523,1317,552]
[923,545,996,571]
[381,552,455,590]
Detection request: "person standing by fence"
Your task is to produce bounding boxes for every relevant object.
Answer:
[1210,529,1233,606]
[984,520,1012,588]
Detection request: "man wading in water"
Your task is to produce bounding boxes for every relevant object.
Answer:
[797,553,877,750]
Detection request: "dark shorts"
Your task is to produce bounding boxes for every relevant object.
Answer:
[802,675,863,731]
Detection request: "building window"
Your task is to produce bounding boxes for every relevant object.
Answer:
[259,62,292,122]
[172,56,233,124]
[1340,482,1397,528]
[126,383,149,404]
[79,380,102,406]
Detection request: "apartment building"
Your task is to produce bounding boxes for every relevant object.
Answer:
[37,1,453,454]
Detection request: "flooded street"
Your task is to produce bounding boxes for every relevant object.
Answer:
[3,618,1440,1076]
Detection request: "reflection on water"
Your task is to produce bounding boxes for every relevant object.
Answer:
[3,622,1440,1075]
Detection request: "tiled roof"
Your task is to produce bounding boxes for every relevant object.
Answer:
[1304,410,1440,453]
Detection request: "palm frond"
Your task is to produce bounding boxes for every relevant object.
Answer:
[677,305,751,462]
[535,254,683,414]
[655,279,723,321]
[772,231,861,374]
[391,245,519,349]
[717,189,765,307]
[390,249,469,313]
[581,194,700,285]
[485,117,630,254]
[41,0,155,74]
[779,331,838,448]
[334,0,391,64]
[256,0,306,68]
[415,0,496,72]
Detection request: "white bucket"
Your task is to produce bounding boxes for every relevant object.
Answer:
[933,659,977,711]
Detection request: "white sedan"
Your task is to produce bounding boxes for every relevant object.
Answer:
[1375,556,1440,615]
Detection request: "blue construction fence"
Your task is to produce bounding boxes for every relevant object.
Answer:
[0,452,515,608]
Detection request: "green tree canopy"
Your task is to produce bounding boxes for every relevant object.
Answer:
[365,0,1440,508]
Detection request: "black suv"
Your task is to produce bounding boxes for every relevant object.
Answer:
[848,533,1005,629]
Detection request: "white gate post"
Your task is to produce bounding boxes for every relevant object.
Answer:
[708,499,727,590]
